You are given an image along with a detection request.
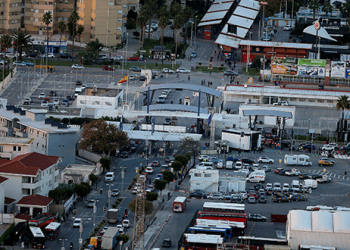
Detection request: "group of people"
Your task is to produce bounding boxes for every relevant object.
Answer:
[200,80,213,86]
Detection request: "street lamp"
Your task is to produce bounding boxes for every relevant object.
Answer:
[93,205,97,228]
[59,238,67,250]
[79,223,83,249]
[107,184,113,208]
[120,167,125,193]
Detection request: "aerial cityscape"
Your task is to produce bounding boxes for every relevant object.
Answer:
[0,0,348,249]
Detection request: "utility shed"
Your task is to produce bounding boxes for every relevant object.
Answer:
[287,210,350,250]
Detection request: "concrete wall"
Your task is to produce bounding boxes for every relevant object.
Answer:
[78,149,102,163]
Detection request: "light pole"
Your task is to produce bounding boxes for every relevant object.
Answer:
[190,21,194,47]
[93,205,97,228]
[79,223,83,249]
[120,167,125,193]
[246,32,252,73]
[59,238,67,250]
[107,184,113,208]
[194,16,198,45]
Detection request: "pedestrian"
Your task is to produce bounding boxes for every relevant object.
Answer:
[345,171,347,177]
[214,50,216,54]
[238,148,241,154]
[233,61,236,69]
[188,75,190,81]
[21,241,24,249]
[177,73,179,78]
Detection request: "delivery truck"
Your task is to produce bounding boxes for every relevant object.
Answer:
[303,179,317,189]
[107,209,119,224]
[284,154,312,166]
[101,227,119,250]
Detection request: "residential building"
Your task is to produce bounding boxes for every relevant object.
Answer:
[16,194,53,217]
[60,163,102,184]
[0,0,22,34]
[0,152,60,203]
[76,0,127,46]
[0,137,34,160]
[0,106,80,166]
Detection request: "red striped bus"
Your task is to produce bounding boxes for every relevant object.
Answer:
[173,197,187,212]
[183,234,223,250]
[44,222,61,240]
[237,236,288,250]
[203,202,245,213]
[197,211,248,228]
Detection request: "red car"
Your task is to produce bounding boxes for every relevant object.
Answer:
[274,168,284,174]
[102,65,115,71]
[127,56,140,61]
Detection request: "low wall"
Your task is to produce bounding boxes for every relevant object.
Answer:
[78,149,102,163]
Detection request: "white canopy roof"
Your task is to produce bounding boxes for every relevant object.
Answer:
[303,25,337,42]
[216,34,241,49]
[124,131,202,141]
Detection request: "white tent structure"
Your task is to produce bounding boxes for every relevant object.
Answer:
[287,210,350,249]
[303,25,337,42]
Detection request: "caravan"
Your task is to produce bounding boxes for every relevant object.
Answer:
[284,155,312,166]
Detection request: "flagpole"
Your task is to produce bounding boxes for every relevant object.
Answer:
[126,72,129,107]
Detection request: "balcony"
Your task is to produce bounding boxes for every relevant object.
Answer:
[22,181,40,190]
[0,152,12,159]
[13,127,28,137]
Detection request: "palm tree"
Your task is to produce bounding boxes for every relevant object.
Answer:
[137,7,148,50]
[183,7,194,45]
[12,32,32,61]
[86,39,104,59]
[77,25,84,43]
[42,11,53,62]
[0,35,12,79]
[323,2,333,17]
[68,11,80,61]
[173,13,184,59]
[145,0,156,44]
[309,0,320,20]
[158,7,168,66]
[58,21,66,61]
[336,95,350,139]
[171,2,182,41]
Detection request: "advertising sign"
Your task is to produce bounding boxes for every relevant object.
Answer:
[331,61,346,78]
[271,64,298,75]
[297,66,325,77]
[345,69,350,79]
[272,57,298,65]
[298,59,326,67]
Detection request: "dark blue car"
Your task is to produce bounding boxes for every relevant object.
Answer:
[226,156,240,162]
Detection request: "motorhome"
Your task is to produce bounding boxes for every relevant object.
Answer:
[284,155,312,166]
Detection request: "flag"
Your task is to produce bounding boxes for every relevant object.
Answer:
[118,75,128,85]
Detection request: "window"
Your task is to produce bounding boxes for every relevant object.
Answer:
[0,3,3,7]
[22,189,30,195]
[36,142,39,148]
[35,9,39,13]
[299,98,306,102]
[118,10,122,14]
[22,177,31,183]
[117,27,121,31]
[253,96,259,99]
[228,24,237,34]
[0,146,3,152]
[18,146,21,151]
[318,99,324,103]
[308,99,315,102]
[0,12,4,16]
[13,146,16,151]
[194,173,201,177]
[64,17,68,21]
[117,19,122,23]
[35,18,38,22]
[204,174,212,177]
[327,100,333,103]
[290,98,296,101]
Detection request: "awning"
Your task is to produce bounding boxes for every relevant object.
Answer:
[303,25,337,42]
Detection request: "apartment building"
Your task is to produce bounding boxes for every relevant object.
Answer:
[0,0,22,34]
[77,0,127,46]
[0,137,34,160]
[24,0,75,35]
[0,106,80,166]
[0,152,60,202]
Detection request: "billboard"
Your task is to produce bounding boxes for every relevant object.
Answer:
[331,61,346,78]
[271,57,298,65]
[298,59,326,67]
[345,69,350,79]
[271,64,298,75]
[297,66,325,77]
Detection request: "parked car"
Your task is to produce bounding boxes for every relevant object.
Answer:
[21,60,35,66]
[71,64,84,70]
[274,168,284,174]
[190,51,197,58]
[41,101,49,107]
[49,91,57,97]
[272,195,291,203]
[62,99,69,106]
[261,165,271,172]
[162,68,174,73]
[13,61,22,66]
[176,68,190,73]
[284,25,293,31]
[258,157,274,163]
[59,53,73,59]
[248,214,267,221]
[29,52,38,58]
[291,194,307,201]
[273,101,289,106]
[87,199,96,208]
[259,196,267,203]
[111,55,123,61]
[317,176,332,183]
[207,193,224,200]
[127,56,140,61]
[318,159,334,166]
[41,53,55,58]
[226,156,240,162]
[102,65,115,71]
[224,70,239,76]
[38,93,46,99]
[241,158,255,164]
[165,156,175,163]
[111,189,120,197]
[130,66,141,72]
[299,173,312,179]
[120,151,128,158]
[248,196,256,204]
[139,76,146,81]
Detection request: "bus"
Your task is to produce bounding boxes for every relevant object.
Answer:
[194,224,232,237]
[173,197,187,212]
[44,222,61,240]
[29,227,46,249]
[203,202,245,213]
[29,213,55,228]
[299,245,336,250]
[197,211,248,228]
[196,219,245,236]
[188,227,229,241]
[237,236,288,250]
[183,234,223,250]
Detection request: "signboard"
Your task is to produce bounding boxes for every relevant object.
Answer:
[345,69,350,79]
[297,66,325,77]
[272,57,298,65]
[271,64,297,75]
[298,59,326,67]
[314,21,320,30]
[331,61,346,78]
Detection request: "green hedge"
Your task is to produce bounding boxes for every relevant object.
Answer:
[0,223,14,245]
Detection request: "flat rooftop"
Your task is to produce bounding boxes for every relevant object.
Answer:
[0,137,34,145]
[82,88,122,97]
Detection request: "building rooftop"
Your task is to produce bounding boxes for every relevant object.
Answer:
[238,40,313,49]
[17,194,53,206]
[82,87,122,97]
[198,0,235,27]
[0,137,34,145]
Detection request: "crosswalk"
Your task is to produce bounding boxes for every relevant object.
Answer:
[308,169,350,180]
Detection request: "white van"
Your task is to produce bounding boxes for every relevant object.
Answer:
[282,183,289,192]
[235,161,243,169]
[226,161,233,169]
[105,172,115,181]
[217,161,223,169]
[304,179,317,189]
[246,170,265,183]
[196,162,213,168]
[284,154,312,166]
[292,180,300,193]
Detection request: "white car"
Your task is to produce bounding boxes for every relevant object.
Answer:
[198,155,209,161]
[257,157,274,164]
[53,99,60,105]
[38,93,46,99]
[322,144,337,151]
[284,25,292,31]
[162,68,174,73]
[145,167,154,174]
[176,68,190,73]
[42,53,55,58]
[285,168,300,176]
[13,61,22,66]
[71,64,84,70]
[129,75,136,80]
[117,225,124,234]
[273,101,289,106]
[207,193,224,200]
[73,218,82,228]
[112,55,123,61]
[151,22,158,29]
[122,219,130,228]
[41,101,49,107]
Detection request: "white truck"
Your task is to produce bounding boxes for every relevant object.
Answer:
[303,179,317,189]
[246,170,265,183]
[101,227,119,250]
[107,208,119,223]
[292,180,300,193]
[226,161,233,169]
[284,154,312,166]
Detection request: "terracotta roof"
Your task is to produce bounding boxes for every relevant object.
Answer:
[15,214,32,221]
[0,152,60,175]
[0,176,8,184]
[17,194,53,206]
[4,197,15,204]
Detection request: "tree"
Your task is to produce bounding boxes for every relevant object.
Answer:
[171,2,182,42]
[183,7,194,45]
[79,120,129,157]
[117,234,130,244]
[86,39,104,59]
[128,199,153,215]
[144,0,157,44]
[0,35,12,75]
[75,183,90,198]
[158,6,168,66]
[12,31,32,61]
[146,192,158,201]
[173,13,184,58]
[77,24,84,42]
[68,11,79,61]
[89,173,98,185]
[48,186,74,204]
[154,179,166,195]
[137,7,148,50]
[162,171,174,186]
[57,21,66,61]
[309,0,320,20]
[323,2,333,17]
[100,158,111,172]
[340,2,350,18]
[180,136,200,166]
[42,11,53,62]
[171,161,182,172]
[175,155,188,167]
[336,95,350,139]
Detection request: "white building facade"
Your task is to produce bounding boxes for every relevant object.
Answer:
[0,137,34,160]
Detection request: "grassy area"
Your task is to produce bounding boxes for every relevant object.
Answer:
[135,38,189,58]
[195,66,225,73]
[240,67,260,76]
[0,70,12,81]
